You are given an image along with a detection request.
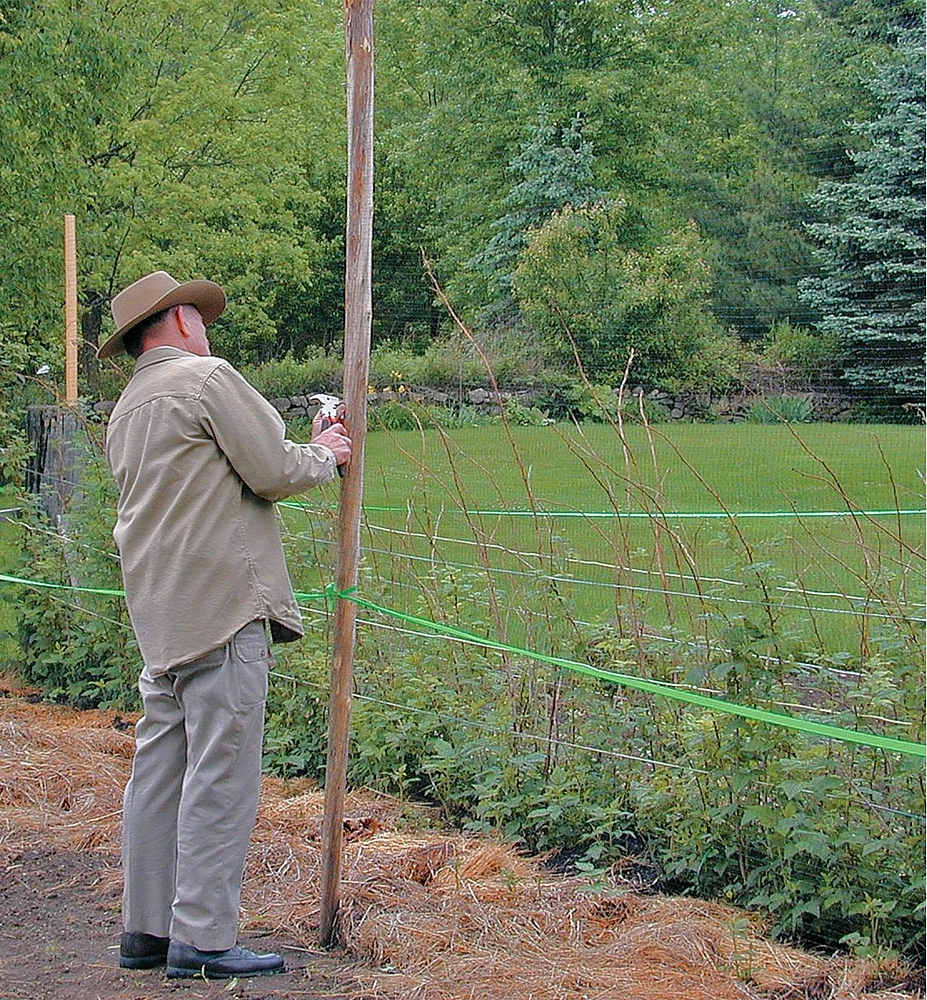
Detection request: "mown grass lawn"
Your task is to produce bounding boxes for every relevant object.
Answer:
[295,421,925,659]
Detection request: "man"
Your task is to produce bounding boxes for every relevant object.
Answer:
[100,271,351,979]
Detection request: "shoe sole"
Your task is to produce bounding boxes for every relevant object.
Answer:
[166,964,285,979]
[119,956,168,970]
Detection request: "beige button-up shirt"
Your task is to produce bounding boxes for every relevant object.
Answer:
[106,346,336,676]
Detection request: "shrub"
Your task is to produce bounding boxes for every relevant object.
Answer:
[500,399,550,426]
[367,344,426,389]
[434,404,493,429]
[744,395,814,423]
[241,350,342,398]
[535,383,667,424]
[512,202,720,384]
[419,337,493,386]
[761,321,839,389]
[661,331,758,395]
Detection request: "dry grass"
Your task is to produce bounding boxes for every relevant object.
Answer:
[0,697,920,1000]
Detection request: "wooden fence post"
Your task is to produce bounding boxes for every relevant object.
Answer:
[319,0,374,949]
[26,214,85,527]
[64,214,78,405]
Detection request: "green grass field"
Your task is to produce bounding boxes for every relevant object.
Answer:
[285,422,925,660]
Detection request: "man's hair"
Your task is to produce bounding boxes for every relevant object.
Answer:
[122,308,171,359]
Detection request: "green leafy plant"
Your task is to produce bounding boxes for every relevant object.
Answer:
[744,395,814,424]
[761,321,838,386]
[240,350,342,398]
[499,399,550,426]
[17,437,139,709]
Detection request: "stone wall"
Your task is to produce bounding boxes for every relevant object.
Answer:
[262,386,541,419]
[259,384,857,423]
[637,387,856,422]
[90,384,857,423]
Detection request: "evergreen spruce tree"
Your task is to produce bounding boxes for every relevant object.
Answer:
[470,111,603,299]
[800,26,925,417]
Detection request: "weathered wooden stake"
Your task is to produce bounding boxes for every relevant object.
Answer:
[319,0,374,949]
[64,214,78,404]
[26,405,83,529]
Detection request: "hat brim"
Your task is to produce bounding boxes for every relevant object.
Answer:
[97,279,226,359]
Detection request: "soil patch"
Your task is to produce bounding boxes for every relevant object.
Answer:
[0,846,380,1000]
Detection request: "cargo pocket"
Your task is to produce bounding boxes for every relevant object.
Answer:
[232,622,270,709]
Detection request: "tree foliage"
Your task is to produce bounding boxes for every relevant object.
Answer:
[0,0,917,409]
[513,201,719,383]
[800,25,925,412]
[471,112,604,299]
[0,0,347,376]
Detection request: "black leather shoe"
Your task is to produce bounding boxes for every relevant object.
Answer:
[119,931,170,969]
[166,941,285,979]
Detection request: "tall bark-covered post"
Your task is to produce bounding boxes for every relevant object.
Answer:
[64,214,78,404]
[25,406,84,529]
[319,0,374,949]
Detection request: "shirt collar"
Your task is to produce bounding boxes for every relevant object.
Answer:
[132,346,194,373]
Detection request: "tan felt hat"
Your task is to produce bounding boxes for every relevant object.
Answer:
[98,270,226,359]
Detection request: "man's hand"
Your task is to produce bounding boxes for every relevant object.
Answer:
[312,420,352,470]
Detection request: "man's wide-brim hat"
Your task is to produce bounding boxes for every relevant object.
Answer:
[97,270,226,359]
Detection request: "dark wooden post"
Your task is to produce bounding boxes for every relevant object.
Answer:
[319,0,374,949]
[25,406,85,529]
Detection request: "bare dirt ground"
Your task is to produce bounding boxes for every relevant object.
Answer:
[0,693,922,1000]
[0,845,378,1000]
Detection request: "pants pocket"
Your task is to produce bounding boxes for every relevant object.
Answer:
[232,622,270,708]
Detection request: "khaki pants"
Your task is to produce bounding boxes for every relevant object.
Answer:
[122,621,271,951]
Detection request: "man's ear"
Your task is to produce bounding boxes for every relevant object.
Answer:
[174,305,191,338]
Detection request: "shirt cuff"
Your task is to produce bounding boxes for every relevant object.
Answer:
[318,444,338,477]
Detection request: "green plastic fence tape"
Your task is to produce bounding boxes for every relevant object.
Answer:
[0,572,126,598]
[333,591,926,760]
[0,572,343,604]
[3,572,922,758]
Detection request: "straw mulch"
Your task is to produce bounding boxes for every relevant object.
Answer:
[0,696,920,1000]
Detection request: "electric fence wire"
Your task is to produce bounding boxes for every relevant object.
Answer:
[16,504,927,628]
[360,515,925,603]
[7,503,924,700]
[267,660,925,826]
[14,462,925,617]
[294,602,917,733]
[17,490,921,628]
[7,504,916,698]
[8,488,925,719]
[284,522,927,623]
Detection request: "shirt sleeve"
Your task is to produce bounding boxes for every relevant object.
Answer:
[198,362,337,501]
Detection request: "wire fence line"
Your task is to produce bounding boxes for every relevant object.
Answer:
[3,554,922,757]
[283,519,927,622]
[268,664,925,825]
[9,494,924,621]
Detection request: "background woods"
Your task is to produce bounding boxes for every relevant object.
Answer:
[0,0,923,413]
